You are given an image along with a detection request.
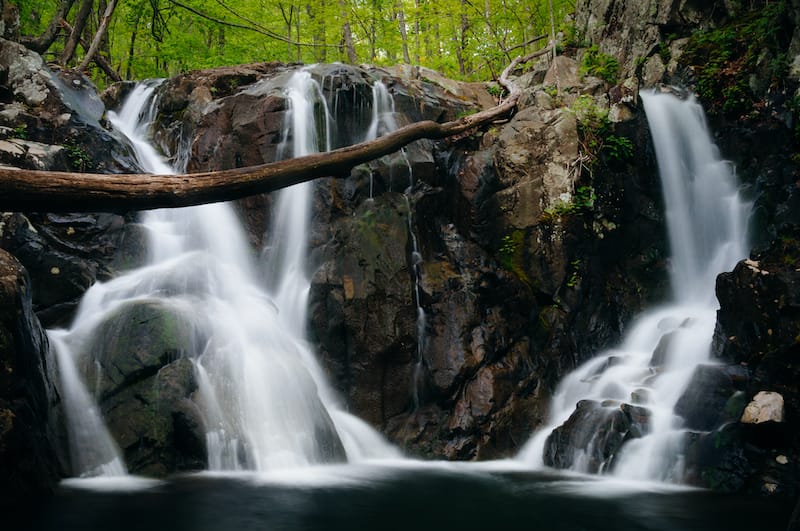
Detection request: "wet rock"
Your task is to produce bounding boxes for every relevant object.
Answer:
[674,364,747,431]
[685,424,751,493]
[707,229,800,495]
[0,212,134,327]
[544,400,629,472]
[82,300,206,475]
[0,249,62,507]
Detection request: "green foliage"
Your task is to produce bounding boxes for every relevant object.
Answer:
[579,45,620,84]
[569,95,634,166]
[545,185,596,219]
[486,83,503,98]
[683,1,792,117]
[566,259,581,288]
[498,229,531,286]
[559,19,584,49]
[603,134,634,161]
[12,0,577,84]
[12,124,27,139]
[63,141,95,172]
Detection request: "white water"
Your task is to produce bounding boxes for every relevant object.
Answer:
[51,72,396,479]
[519,91,750,482]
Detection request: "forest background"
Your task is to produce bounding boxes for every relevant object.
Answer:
[10,0,575,86]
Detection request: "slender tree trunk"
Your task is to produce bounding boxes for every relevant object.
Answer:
[339,0,357,63]
[78,0,117,71]
[459,0,469,75]
[20,0,75,54]
[125,14,139,80]
[397,1,411,64]
[59,19,120,81]
[279,4,293,59]
[60,0,93,65]
[413,0,420,63]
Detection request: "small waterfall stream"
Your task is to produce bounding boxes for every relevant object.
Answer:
[519,91,750,482]
[365,80,427,409]
[50,71,397,478]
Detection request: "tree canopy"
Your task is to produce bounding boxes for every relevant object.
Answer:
[11,0,574,84]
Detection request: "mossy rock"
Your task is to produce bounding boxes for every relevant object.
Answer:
[84,300,197,400]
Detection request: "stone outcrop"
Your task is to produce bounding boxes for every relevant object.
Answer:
[0,248,61,507]
[0,38,144,327]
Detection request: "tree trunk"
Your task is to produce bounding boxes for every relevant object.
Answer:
[60,0,93,65]
[59,19,121,81]
[0,52,548,213]
[339,0,357,63]
[397,1,411,64]
[78,0,118,71]
[20,0,75,53]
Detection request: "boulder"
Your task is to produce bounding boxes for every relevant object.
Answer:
[543,399,651,472]
[673,364,747,431]
[741,392,785,424]
[82,300,207,476]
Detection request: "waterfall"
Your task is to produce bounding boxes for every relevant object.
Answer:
[519,91,750,482]
[50,70,396,478]
[365,79,427,409]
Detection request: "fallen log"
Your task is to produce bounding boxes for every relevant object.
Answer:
[0,50,547,213]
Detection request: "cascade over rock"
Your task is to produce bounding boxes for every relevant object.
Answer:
[1,49,670,464]
[3,2,799,498]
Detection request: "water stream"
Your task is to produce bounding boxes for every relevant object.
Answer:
[519,91,750,481]
[49,71,396,478]
[364,80,427,409]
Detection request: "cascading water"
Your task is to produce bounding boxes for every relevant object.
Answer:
[50,70,396,478]
[519,91,750,482]
[365,80,427,409]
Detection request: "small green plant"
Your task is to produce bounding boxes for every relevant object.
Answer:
[63,140,95,171]
[579,45,620,84]
[568,95,634,165]
[566,259,582,288]
[486,83,503,98]
[12,124,27,139]
[603,134,634,161]
[498,230,531,287]
[546,186,596,218]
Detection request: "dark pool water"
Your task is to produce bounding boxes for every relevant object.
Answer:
[19,461,794,531]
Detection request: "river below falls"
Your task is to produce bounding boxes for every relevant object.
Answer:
[23,461,793,531]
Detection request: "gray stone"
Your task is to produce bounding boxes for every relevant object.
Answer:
[741,391,784,424]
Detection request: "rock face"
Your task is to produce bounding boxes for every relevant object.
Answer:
[553,0,800,499]
[0,249,61,507]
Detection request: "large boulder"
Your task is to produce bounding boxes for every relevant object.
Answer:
[80,300,207,476]
[0,248,62,507]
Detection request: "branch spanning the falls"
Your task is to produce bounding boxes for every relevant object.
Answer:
[0,53,548,213]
